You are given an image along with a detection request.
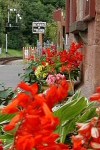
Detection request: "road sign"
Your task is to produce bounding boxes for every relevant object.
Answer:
[32,22,46,33]
[32,28,45,33]
[32,22,46,27]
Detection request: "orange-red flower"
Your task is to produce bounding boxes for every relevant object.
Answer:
[2,93,30,114]
[2,81,69,150]
[44,79,68,109]
[96,86,100,93]
[0,140,3,150]
[18,81,39,95]
[90,93,100,102]
[72,117,100,150]
[4,112,24,131]
[90,86,100,102]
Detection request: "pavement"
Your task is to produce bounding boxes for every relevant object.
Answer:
[0,60,26,89]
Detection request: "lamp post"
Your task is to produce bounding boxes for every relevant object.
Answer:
[6,6,22,55]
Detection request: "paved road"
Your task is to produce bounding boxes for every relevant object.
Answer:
[0,60,25,89]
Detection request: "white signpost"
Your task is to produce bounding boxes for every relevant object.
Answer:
[32,22,46,56]
[32,22,46,33]
[24,49,29,59]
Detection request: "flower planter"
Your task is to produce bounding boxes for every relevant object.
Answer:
[42,80,74,96]
[42,85,49,91]
[67,80,74,95]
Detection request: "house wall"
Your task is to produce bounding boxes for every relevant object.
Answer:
[53,9,65,49]
[68,0,100,97]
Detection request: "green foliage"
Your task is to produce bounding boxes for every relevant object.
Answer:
[63,68,81,81]
[45,22,57,44]
[0,49,23,57]
[54,91,97,144]
[0,83,14,106]
[0,113,15,150]
[0,0,65,49]
[0,84,98,148]
[40,0,65,9]
[20,60,47,92]
[21,61,38,83]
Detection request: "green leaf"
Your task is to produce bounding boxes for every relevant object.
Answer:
[67,90,81,102]
[0,88,13,99]
[4,141,13,150]
[60,119,76,143]
[77,107,97,123]
[0,113,15,124]
[54,100,76,119]
[54,97,88,124]
[62,97,88,124]
[0,134,13,140]
[54,96,89,143]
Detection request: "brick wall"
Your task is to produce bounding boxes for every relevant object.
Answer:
[68,0,100,97]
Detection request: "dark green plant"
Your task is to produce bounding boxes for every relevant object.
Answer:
[0,0,65,49]
[53,91,97,144]
[20,60,47,92]
[0,83,14,106]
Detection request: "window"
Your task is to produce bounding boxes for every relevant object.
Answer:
[70,0,77,24]
[65,0,77,33]
[65,0,70,33]
[83,0,95,21]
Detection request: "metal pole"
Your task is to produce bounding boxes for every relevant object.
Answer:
[16,13,18,23]
[8,7,10,23]
[6,6,9,55]
[6,33,8,55]
[39,33,43,46]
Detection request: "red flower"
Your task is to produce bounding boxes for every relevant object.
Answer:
[18,82,39,95]
[61,64,74,73]
[0,140,3,150]
[2,93,30,114]
[45,80,68,109]
[41,61,47,66]
[72,135,85,149]
[72,117,100,149]
[4,112,24,131]
[59,50,68,63]
[28,56,34,61]
[90,93,100,102]
[96,86,100,93]
[1,81,69,150]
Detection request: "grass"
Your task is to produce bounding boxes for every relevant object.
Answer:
[0,49,23,58]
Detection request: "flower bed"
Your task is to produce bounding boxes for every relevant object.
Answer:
[0,81,99,150]
[21,42,83,94]
[0,42,99,150]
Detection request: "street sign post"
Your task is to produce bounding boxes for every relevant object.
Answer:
[32,22,46,33]
[32,22,46,52]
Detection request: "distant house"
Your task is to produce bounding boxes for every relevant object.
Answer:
[54,0,100,97]
[53,8,65,49]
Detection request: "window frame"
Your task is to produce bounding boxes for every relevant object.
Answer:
[83,0,95,21]
[65,0,70,33]
[65,0,77,33]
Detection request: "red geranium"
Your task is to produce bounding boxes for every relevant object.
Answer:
[2,81,69,150]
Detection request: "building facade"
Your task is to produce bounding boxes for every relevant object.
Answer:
[53,9,65,49]
[54,0,100,97]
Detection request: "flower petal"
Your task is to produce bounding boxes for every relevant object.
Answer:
[90,93,100,102]
[91,142,100,149]
[91,127,99,138]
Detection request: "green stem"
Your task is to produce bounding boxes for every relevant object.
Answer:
[68,73,74,95]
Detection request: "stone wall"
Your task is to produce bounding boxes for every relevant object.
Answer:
[69,0,100,97]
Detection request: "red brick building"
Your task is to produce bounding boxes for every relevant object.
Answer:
[53,9,65,49]
[54,0,100,97]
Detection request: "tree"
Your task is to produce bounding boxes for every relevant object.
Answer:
[0,0,65,49]
[45,22,57,44]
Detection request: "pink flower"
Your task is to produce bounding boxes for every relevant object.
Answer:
[46,75,56,85]
[56,73,65,80]
[46,74,65,86]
